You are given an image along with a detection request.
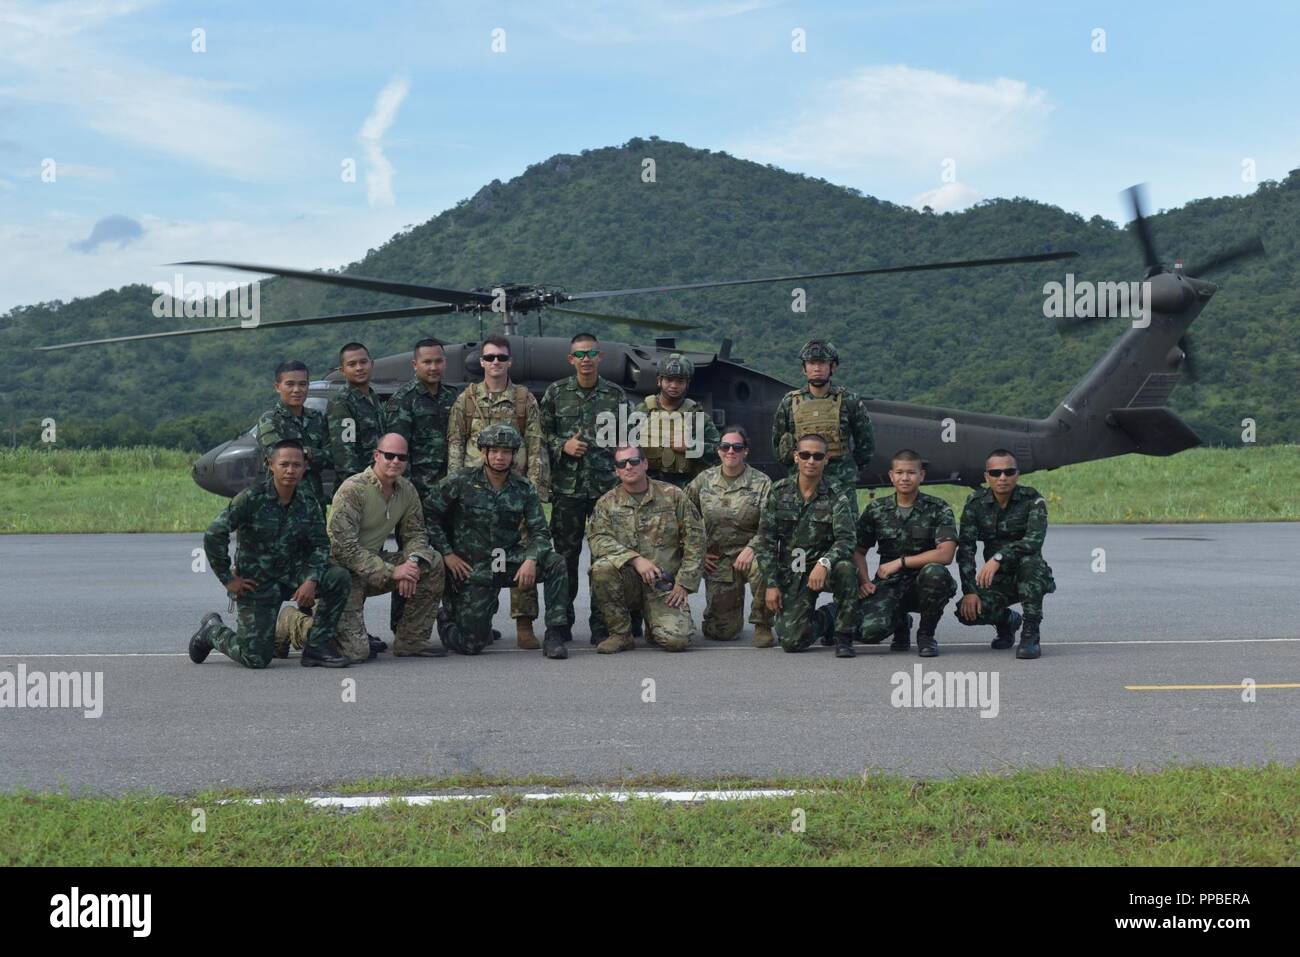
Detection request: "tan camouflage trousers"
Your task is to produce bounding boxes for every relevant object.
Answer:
[590,559,694,649]
[701,556,772,641]
[309,551,445,660]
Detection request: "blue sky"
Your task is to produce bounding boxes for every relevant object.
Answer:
[2,0,1297,313]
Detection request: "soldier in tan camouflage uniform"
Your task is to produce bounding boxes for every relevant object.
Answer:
[685,425,774,647]
[280,433,445,661]
[446,334,549,648]
[587,445,705,653]
[638,353,720,489]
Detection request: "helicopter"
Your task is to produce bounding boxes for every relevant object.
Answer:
[38,186,1262,498]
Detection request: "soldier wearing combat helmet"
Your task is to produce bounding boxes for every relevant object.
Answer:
[770,339,874,516]
[638,352,720,489]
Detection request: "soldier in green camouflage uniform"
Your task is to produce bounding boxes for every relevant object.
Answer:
[425,424,571,659]
[770,340,874,516]
[587,445,705,653]
[638,353,720,489]
[255,360,331,513]
[540,334,629,640]
[755,434,860,657]
[685,425,774,646]
[386,338,461,500]
[190,440,350,669]
[854,450,958,657]
[953,450,1056,659]
[327,342,388,486]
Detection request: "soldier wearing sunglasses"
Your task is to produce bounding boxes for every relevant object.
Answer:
[953,449,1056,659]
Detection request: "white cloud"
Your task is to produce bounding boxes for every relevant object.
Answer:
[734,65,1052,170]
[910,181,983,212]
[359,77,410,208]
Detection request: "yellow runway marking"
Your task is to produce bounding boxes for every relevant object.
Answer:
[1126,682,1300,691]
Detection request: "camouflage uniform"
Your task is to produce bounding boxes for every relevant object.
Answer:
[386,378,460,500]
[424,465,569,655]
[953,485,1056,626]
[639,394,721,488]
[856,492,958,643]
[323,467,444,660]
[202,480,349,668]
[446,380,549,622]
[255,401,331,513]
[770,384,874,514]
[327,384,388,486]
[540,374,628,633]
[755,476,858,652]
[587,479,705,650]
[685,464,773,641]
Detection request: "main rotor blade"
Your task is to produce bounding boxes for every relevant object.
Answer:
[1124,184,1161,273]
[35,304,457,351]
[1186,237,1265,277]
[566,251,1079,302]
[173,260,494,307]
[547,306,697,331]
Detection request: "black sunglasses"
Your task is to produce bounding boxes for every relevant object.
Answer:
[718,442,747,452]
[378,451,409,462]
[480,353,511,362]
[986,467,1018,477]
[614,456,644,469]
[796,450,827,461]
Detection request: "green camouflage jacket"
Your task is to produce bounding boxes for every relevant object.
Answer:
[685,464,770,582]
[203,479,328,588]
[770,384,875,487]
[586,479,705,593]
[755,476,856,590]
[424,466,552,569]
[327,384,388,485]
[540,375,628,500]
[957,485,1050,593]
[255,400,331,505]
[856,491,957,572]
[385,378,460,493]
[327,467,436,588]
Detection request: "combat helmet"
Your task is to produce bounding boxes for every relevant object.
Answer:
[476,423,523,450]
[658,353,694,379]
[799,339,839,363]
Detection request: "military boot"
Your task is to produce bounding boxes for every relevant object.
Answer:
[596,635,635,655]
[916,614,940,658]
[817,601,838,646]
[301,643,350,668]
[274,605,296,659]
[590,624,610,647]
[189,612,222,664]
[890,612,912,652]
[1016,618,1042,659]
[542,625,570,659]
[516,618,540,650]
[753,624,775,648]
[834,631,857,658]
[992,608,1022,650]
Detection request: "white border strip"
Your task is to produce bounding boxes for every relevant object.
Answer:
[230,790,804,807]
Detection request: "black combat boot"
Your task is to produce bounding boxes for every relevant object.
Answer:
[834,631,856,658]
[189,612,222,663]
[992,608,1022,650]
[890,612,912,652]
[301,642,350,668]
[1016,618,1042,659]
[916,614,940,658]
[543,625,570,660]
[818,602,838,646]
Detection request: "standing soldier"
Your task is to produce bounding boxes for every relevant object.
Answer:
[327,341,387,486]
[639,353,720,488]
[756,434,859,657]
[853,449,958,657]
[954,449,1055,659]
[540,332,628,643]
[587,445,705,654]
[685,425,775,647]
[387,337,461,500]
[446,334,548,648]
[190,439,350,669]
[255,360,330,514]
[425,424,571,660]
[770,339,874,516]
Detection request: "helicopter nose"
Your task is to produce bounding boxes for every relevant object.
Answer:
[191,447,225,495]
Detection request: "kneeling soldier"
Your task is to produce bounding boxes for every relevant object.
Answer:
[756,434,859,657]
[191,439,350,669]
[954,449,1056,659]
[854,450,957,657]
[587,445,705,653]
[425,424,571,658]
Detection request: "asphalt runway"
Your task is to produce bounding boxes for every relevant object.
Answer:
[1,524,1297,794]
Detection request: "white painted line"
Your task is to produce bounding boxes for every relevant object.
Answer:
[230,789,804,808]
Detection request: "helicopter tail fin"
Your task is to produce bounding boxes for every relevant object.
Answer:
[1106,407,1201,456]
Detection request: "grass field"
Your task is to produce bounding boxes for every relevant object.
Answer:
[3,766,1295,866]
[0,444,1297,534]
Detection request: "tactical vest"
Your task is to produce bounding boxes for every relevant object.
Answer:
[464,384,531,469]
[790,390,844,458]
[642,394,692,474]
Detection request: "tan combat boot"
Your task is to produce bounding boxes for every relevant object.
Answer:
[659,636,690,652]
[752,624,775,648]
[596,635,636,655]
[516,618,540,650]
[276,605,311,658]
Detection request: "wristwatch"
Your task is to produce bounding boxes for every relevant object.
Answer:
[992,552,1004,562]
[816,556,832,569]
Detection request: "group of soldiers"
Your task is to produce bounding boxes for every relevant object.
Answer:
[190,334,1055,669]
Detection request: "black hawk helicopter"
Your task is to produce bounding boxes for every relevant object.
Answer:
[38,186,1261,498]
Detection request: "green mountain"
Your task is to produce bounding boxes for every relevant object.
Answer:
[4,136,1298,450]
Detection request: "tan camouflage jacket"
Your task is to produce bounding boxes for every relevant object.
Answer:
[446,380,549,499]
[327,466,436,588]
[685,464,770,583]
[586,479,705,593]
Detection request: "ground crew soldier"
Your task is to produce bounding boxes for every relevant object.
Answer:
[770,339,874,516]
[540,332,629,642]
[327,341,387,486]
[853,449,958,657]
[756,434,859,657]
[639,353,720,488]
[685,425,775,647]
[190,439,350,669]
[425,424,571,659]
[446,334,548,648]
[255,360,330,514]
[954,449,1055,659]
[587,444,705,653]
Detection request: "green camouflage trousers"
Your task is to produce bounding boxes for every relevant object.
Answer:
[859,563,957,643]
[208,565,349,669]
[550,495,605,633]
[337,551,445,659]
[590,559,694,649]
[953,555,1056,625]
[441,552,569,655]
[702,553,772,641]
[773,560,858,652]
